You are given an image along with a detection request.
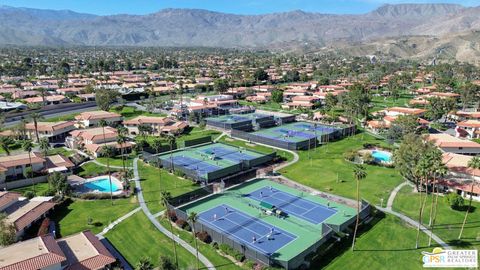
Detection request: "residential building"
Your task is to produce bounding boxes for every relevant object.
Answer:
[0,230,116,270]
[74,110,123,128]
[123,116,188,136]
[0,152,46,183]
[67,127,132,157]
[427,133,480,155]
[437,153,480,202]
[456,120,480,139]
[25,121,76,142]
[23,95,69,106]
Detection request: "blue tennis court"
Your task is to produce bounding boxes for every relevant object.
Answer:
[170,156,220,173]
[202,146,256,162]
[247,187,337,224]
[198,205,296,255]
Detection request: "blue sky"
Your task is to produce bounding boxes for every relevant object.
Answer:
[0,0,478,15]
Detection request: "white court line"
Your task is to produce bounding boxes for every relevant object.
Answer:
[199,205,296,255]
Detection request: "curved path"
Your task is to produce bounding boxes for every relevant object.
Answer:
[377,181,451,249]
[132,158,216,269]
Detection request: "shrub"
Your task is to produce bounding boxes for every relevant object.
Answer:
[244,260,256,269]
[234,252,245,262]
[211,242,219,249]
[41,189,56,196]
[158,255,176,270]
[196,231,211,243]
[166,210,177,222]
[362,152,375,165]
[343,150,357,162]
[219,243,233,254]
[446,192,465,210]
[24,190,35,199]
[173,170,185,178]
[37,218,50,236]
[175,219,191,231]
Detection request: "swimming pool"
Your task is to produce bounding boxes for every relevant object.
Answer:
[84,177,122,193]
[372,150,392,163]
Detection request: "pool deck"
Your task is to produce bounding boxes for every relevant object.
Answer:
[70,175,124,195]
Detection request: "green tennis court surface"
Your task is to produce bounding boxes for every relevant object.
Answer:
[180,179,356,266]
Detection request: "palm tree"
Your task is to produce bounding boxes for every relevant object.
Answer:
[188,211,200,270]
[99,120,114,205]
[29,112,44,143]
[351,164,367,251]
[414,155,432,249]
[116,133,127,173]
[166,135,176,172]
[39,137,50,157]
[135,257,154,270]
[429,161,447,247]
[160,191,178,269]
[0,137,11,156]
[459,156,480,239]
[22,140,35,194]
[151,138,163,194]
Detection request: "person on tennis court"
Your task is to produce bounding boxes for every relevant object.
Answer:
[260,191,264,198]
[213,214,217,221]
[269,186,273,192]
[327,202,330,208]
[252,235,256,243]
[267,228,274,240]
[224,206,229,214]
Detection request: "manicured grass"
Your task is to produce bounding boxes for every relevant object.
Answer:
[218,136,294,162]
[110,106,166,120]
[74,162,119,178]
[96,155,135,168]
[106,211,200,269]
[47,147,75,157]
[0,140,25,154]
[370,92,415,112]
[11,182,50,195]
[138,161,199,213]
[44,112,78,122]
[50,197,138,237]
[393,186,480,249]
[158,217,243,270]
[137,127,221,146]
[280,133,402,204]
[322,213,436,270]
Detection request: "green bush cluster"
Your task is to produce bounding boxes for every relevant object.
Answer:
[175,219,191,231]
[219,243,245,262]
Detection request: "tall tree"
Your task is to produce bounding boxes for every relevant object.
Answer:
[22,140,35,194]
[39,137,50,157]
[0,137,11,156]
[99,120,114,205]
[429,160,448,247]
[351,164,367,251]
[135,257,154,270]
[166,135,176,172]
[188,212,200,270]
[160,191,178,269]
[29,112,44,143]
[459,157,480,239]
[96,88,116,111]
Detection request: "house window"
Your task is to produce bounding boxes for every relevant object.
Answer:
[459,147,463,150]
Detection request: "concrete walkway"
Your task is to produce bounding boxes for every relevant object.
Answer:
[132,158,216,269]
[97,207,142,237]
[377,181,451,249]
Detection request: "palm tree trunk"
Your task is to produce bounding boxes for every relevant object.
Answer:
[192,224,200,270]
[429,180,440,247]
[459,175,475,239]
[415,177,424,249]
[351,178,360,251]
[34,121,40,143]
[28,152,36,194]
[168,219,179,269]
[102,126,113,205]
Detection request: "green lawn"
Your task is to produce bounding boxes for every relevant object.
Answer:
[74,162,119,178]
[370,92,415,112]
[393,186,480,249]
[96,155,135,168]
[158,218,242,270]
[50,197,138,237]
[0,140,25,154]
[218,136,294,162]
[106,211,200,269]
[44,112,79,122]
[322,213,436,270]
[110,106,166,120]
[280,133,402,204]
[138,161,199,213]
[47,147,75,157]
[11,182,50,195]
[137,127,221,146]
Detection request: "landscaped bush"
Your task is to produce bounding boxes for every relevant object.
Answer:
[343,150,357,162]
[78,193,114,200]
[244,260,256,269]
[211,242,219,249]
[446,192,465,210]
[158,255,176,270]
[234,252,245,262]
[219,243,244,262]
[37,218,50,236]
[41,189,56,196]
[24,190,35,199]
[362,152,375,165]
[175,219,191,231]
[173,170,185,178]
[196,231,211,243]
[166,210,177,222]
